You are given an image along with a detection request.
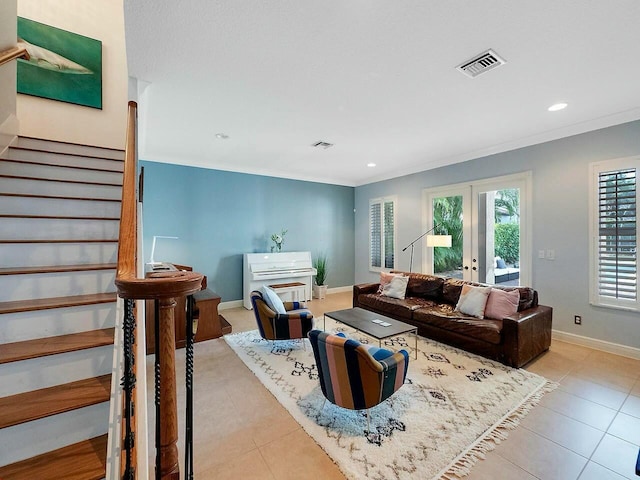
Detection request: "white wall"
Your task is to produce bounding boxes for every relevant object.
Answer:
[17,0,128,149]
[355,120,640,351]
[0,0,18,154]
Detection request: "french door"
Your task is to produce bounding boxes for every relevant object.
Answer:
[422,173,531,286]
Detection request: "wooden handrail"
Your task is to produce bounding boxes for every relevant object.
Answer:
[115,101,203,480]
[115,100,203,297]
[0,46,28,67]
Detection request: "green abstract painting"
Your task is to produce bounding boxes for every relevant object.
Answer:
[17,17,102,109]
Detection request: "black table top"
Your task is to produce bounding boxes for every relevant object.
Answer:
[324,307,417,340]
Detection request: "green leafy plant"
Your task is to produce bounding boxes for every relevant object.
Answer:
[495,223,519,264]
[432,196,463,273]
[313,254,328,286]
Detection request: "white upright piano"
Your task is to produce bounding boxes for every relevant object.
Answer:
[243,251,316,309]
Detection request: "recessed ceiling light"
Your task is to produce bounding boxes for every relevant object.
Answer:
[548,103,568,112]
[215,133,229,139]
[367,163,376,168]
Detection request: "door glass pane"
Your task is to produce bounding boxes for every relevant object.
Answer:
[432,195,463,278]
[477,188,521,285]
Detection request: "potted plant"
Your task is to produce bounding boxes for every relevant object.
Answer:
[312,254,328,299]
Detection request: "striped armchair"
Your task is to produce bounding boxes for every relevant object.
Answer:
[250,290,314,341]
[308,330,409,421]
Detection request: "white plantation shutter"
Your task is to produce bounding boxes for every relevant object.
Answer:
[369,197,397,271]
[591,158,639,310]
[370,202,382,268]
[384,200,395,268]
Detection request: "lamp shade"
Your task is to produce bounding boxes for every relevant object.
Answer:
[426,234,452,247]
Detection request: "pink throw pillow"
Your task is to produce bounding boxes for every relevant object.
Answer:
[484,288,520,320]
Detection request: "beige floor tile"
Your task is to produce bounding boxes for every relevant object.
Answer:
[632,380,640,397]
[525,349,578,382]
[607,412,640,446]
[494,426,587,480]
[549,340,596,362]
[259,429,345,480]
[582,351,640,376]
[579,461,628,480]
[560,375,629,410]
[573,363,638,394]
[464,450,538,480]
[197,447,276,480]
[591,434,640,479]
[538,388,617,431]
[621,395,640,419]
[521,405,604,457]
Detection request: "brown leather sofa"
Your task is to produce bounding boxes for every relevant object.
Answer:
[353,271,552,368]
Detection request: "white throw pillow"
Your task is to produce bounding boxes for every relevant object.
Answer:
[261,286,286,314]
[455,285,491,318]
[381,275,409,300]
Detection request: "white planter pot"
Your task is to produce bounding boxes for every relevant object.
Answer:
[312,284,327,299]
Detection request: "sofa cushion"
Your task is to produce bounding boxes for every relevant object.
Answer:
[356,293,437,321]
[377,271,402,294]
[381,275,409,299]
[442,278,482,305]
[442,279,536,312]
[413,306,503,345]
[405,272,445,299]
[485,288,519,320]
[455,285,491,318]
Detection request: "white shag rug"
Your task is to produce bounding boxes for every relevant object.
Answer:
[224,320,556,480]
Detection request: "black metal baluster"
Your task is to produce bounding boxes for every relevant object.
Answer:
[154,299,161,480]
[185,295,195,480]
[121,298,136,480]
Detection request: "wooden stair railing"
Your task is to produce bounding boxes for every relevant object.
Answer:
[115,101,203,479]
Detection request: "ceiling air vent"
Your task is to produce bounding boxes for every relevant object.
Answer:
[312,141,333,149]
[456,49,506,78]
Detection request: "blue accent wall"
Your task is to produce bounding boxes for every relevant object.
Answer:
[140,161,355,302]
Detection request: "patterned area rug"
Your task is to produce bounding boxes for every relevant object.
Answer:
[224,320,556,479]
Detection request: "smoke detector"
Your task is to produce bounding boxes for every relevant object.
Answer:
[312,141,333,149]
[456,49,506,78]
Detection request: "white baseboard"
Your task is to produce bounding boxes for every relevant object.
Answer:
[219,299,243,311]
[552,329,640,360]
[327,285,353,294]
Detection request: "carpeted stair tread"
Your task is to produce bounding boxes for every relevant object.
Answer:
[0,375,111,429]
[0,263,117,276]
[0,328,115,364]
[0,434,107,480]
[0,292,117,314]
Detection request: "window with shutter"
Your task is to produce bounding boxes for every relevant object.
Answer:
[590,158,639,310]
[369,196,397,271]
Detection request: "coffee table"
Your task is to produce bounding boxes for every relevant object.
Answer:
[323,307,418,359]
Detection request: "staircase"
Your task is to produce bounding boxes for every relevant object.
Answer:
[0,137,124,480]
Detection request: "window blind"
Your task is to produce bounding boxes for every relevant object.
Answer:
[370,203,382,268]
[383,200,395,268]
[597,168,637,301]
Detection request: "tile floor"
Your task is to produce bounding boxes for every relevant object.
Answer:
[146,292,640,479]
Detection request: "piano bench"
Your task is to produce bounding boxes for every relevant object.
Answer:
[269,282,307,304]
